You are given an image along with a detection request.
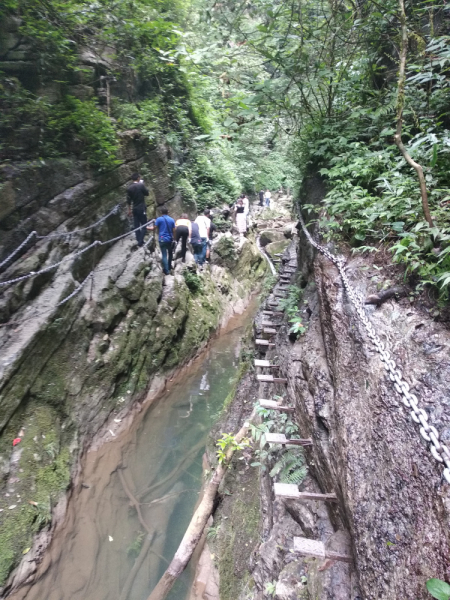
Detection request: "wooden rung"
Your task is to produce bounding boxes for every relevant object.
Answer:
[274,483,337,502]
[262,310,283,315]
[255,339,275,347]
[265,433,312,447]
[274,293,287,298]
[257,374,287,383]
[261,321,281,327]
[254,360,279,368]
[259,399,294,413]
[293,538,352,563]
[274,253,283,256]
[263,328,277,334]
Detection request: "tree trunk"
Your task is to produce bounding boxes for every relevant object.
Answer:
[146,411,255,600]
[394,0,434,227]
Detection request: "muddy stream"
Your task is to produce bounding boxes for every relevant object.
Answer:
[10,303,258,600]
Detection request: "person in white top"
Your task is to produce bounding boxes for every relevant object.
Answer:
[242,194,249,216]
[194,209,211,266]
[264,189,271,207]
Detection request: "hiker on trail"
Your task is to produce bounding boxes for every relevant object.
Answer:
[204,209,217,261]
[194,209,211,266]
[264,189,271,208]
[258,189,264,206]
[175,214,191,263]
[127,173,149,247]
[153,207,175,275]
[190,220,204,267]
[234,198,247,240]
[242,194,249,221]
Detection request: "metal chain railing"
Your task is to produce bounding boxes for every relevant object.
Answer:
[0,219,155,288]
[0,203,123,272]
[297,212,450,484]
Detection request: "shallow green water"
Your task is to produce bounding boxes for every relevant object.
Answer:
[10,305,256,600]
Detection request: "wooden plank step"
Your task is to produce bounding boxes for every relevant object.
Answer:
[262,310,283,315]
[255,339,275,347]
[274,483,337,502]
[274,292,287,297]
[265,433,312,447]
[261,321,281,327]
[257,374,287,383]
[263,328,277,334]
[293,538,352,563]
[254,360,279,368]
[259,399,294,413]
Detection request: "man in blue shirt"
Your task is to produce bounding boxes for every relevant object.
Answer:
[153,207,175,275]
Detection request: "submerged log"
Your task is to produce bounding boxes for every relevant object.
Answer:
[146,410,256,600]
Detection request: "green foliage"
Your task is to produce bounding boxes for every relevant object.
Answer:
[277,285,306,335]
[183,269,203,294]
[127,531,145,559]
[265,581,276,597]
[47,96,120,170]
[116,99,162,143]
[426,579,450,600]
[216,433,250,465]
[261,274,277,298]
[251,402,307,485]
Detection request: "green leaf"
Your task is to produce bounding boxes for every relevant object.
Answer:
[431,144,438,168]
[426,579,450,600]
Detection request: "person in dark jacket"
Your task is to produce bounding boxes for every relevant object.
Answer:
[127,173,149,247]
[175,214,191,263]
[204,209,217,261]
[258,189,264,206]
[190,220,204,266]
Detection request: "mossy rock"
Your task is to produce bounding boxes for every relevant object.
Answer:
[259,228,286,247]
[265,239,290,259]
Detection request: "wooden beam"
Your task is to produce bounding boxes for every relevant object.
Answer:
[293,538,352,563]
[254,360,279,368]
[274,483,337,502]
[274,292,287,298]
[262,328,277,335]
[265,433,312,447]
[257,374,287,383]
[261,321,281,327]
[255,339,275,347]
[262,310,283,316]
[258,399,294,413]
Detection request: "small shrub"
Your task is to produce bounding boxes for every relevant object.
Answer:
[183,270,203,294]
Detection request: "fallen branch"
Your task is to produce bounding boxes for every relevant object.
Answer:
[138,439,206,501]
[394,0,434,227]
[119,533,155,600]
[118,468,152,535]
[146,410,256,600]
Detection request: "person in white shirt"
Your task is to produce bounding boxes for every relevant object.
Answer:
[242,194,249,217]
[194,209,211,266]
[264,189,271,207]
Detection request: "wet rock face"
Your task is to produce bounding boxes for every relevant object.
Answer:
[281,246,450,598]
[0,189,266,590]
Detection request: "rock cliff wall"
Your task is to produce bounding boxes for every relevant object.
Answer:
[203,185,450,600]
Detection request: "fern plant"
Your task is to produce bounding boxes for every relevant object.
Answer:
[270,448,307,484]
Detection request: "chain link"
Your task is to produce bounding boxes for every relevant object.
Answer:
[297,213,450,485]
[0,218,156,288]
